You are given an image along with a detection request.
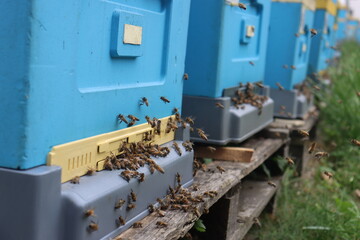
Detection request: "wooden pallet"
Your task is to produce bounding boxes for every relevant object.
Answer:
[113,137,289,240]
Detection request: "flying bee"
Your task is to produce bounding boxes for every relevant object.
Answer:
[115,199,126,209]
[128,115,139,122]
[130,190,137,202]
[86,167,96,176]
[280,105,286,111]
[282,64,289,69]
[216,165,225,174]
[276,82,284,91]
[118,216,126,226]
[253,217,261,228]
[88,222,99,231]
[308,142,317,154]
[267,181,277,188]
[160,96,170,103]
[156,221,168,228]
[127,203,136,210]
[185,117,195,125]
[297,129,309,137]
[215,102,225,109]
[141,97,149,107]
[255,82,265,88]
[314,152,329,158]
[238,2,247,10]
[117,114,129,124]
[183,73,189,80]
[286,157,294,165]
[176,172,182,186]
[351,139,360,147]
[173,142,182,156]
[70,176,80,184]
[132,222,143,228]
[313,85,321,91]
[323,171,333,179]
[310,28,317,37]
[290,65,296,70]
[84,209,95,217]
[207,146,216,152]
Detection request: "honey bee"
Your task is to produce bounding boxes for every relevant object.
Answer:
[276,82,284,91]
[197,128,208,141]
[215,102,225,109]
[84,209,95,217]
[308,142,317,154]
[156,221,168,228]
[249,61,255,66]
[290,65,296,70]
[128,115,139,122]
[118,216,126,226]
[285,157,294,165]
[253,217,261,228]
[141,97,149,107]
[138,173,145,182]
[192,185,199,191]
[86,167,96,176]
[297,129,309,137]
[117,114,129,124]
[70,176,80,184]
[173,107,179,114]
[323,171,333,179]
[314,152,329,158]
[255,82,265,88]
[120,171,131,182]
[193,207,201,217]
[160,96,170,103]
[88,222,99,231]
[185,117,195,125]
[267,181,277,188]
[154,163,165,174]
[183,73,189,80]
[127,203,136,210]
[115,199,126,209]
[310,28,317,37]
[207,146,216,152]
[356,92,360,97]
[283,64,289,69]
[128,120,136,127]
[313,85,321,91]
[132,222,143,228]
[176,172,182,186]
[238,2,247,10]
[280,105,286,110]
[173,142,182,156]
[149,164,155,174]
[351,139,360,147]
[156,209,166,217]
[216,165,225,174]
[130,190,137,202]
[156,120,161,135]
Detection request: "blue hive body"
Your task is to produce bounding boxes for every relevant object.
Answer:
[0,0,190,169]
[265,1,315,90]
[308,1,337,74]
[184,0,271,98]
[336,6,347,41]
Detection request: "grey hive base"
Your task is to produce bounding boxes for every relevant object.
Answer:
[0,127,193,240]
[270,88,313,119]
[182,90,274,145]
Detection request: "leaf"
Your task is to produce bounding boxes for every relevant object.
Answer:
[194,219,206,232]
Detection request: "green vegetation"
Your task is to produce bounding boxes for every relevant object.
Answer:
[250,41,360,240]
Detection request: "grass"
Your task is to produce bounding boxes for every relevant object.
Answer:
[249,41,360,240]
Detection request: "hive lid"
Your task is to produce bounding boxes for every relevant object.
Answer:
[272,0,316,11]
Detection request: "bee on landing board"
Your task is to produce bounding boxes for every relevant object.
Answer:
[267,181,277,188]
[156,221,168,228]
[88,222,99,231]
[216,165,225,174]
[70,176,80,184]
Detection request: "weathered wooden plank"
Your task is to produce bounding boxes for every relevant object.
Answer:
[194,146,254,162]
[113,138,287,240]
[229,178,281,240]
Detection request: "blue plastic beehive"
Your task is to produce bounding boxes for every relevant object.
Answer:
[265,1,315,91]
[184,0,271,98]
[308,0,337,74]
[336,4,347,41]
[0,0,190,170]
[346,19,359,39]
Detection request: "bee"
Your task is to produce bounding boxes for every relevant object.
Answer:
[192,185,199,191]
[118,216,126,226]
[207,146,216,152]
[86,167,96,176]
[308,142,317,154]
[160,96,170,103]
[173,142,182,156]
[176,172,182,186]
[132,222,143,228]
[183,73,189,80]
[104,160,114,170]
[351,139,360,147]
[323,171,333,179]
[115,199,126,209]
[310,28,317,37]
[156,120,161,135]
[156,209,166,217]
[128,120,136,127]
[130,190,137,202]
[267,181,277,188]
[154,163,165,174]
[197,128,208,141]
[156,221,168,228]
[117,114,129,124]
[120,171,131,182]
[313,85,321,91]
[128,115,139,122]
[285,157,294,165]
[70,176,80,184]
[173,108,179,114]
[185,117,195,125]
[84,209,95,217]
[216,165,225,174]
[255,82,265,88]
[141,97,149,106]
[280,105,286,111]
[294,33,300,37]
[138,173,145,182]
[283,64,289,69]
[249,61,255,66]
[356,92,360,97]
[290,65,296,70]
[88,222,99,231]
[149,164,155,174]
[314,152,329,158]
[215,102,225,109]
[127,203,136,210]
[276,82,284,91]
[253,217,261,228]
[193,207,201,217]
[297,129,309,137]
